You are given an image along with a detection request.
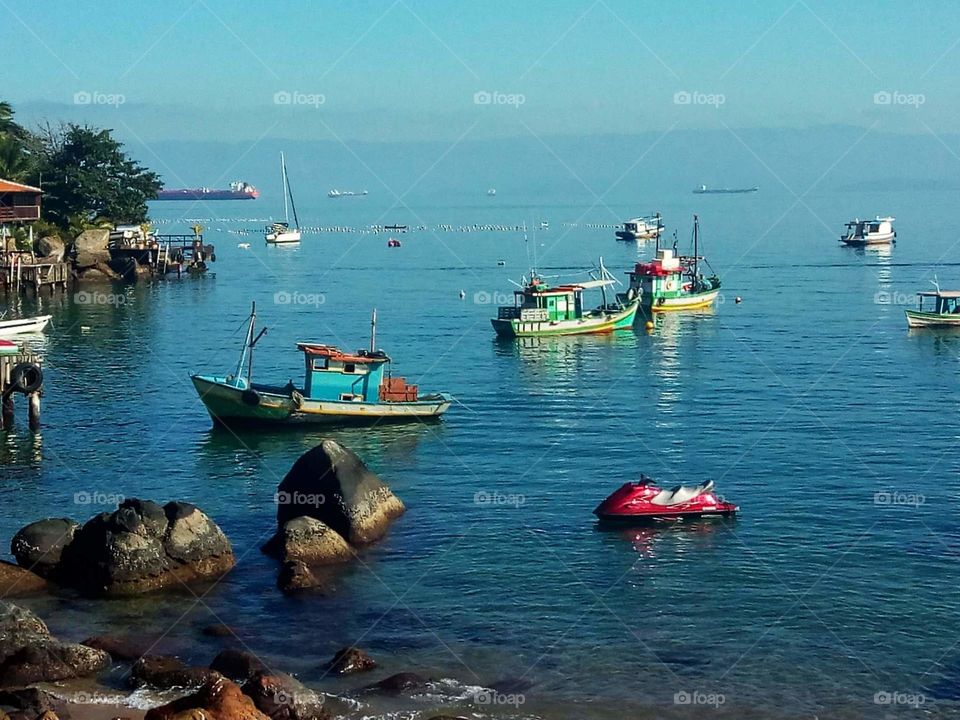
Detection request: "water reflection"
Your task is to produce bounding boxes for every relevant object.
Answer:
[599,517,735,560]
[0,429,43,466]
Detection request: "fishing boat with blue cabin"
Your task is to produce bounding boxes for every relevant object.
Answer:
[491,258,638,338]
[191,304,451,426]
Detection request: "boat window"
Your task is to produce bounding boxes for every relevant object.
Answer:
[312,358,328,371]
[344,363,356,373]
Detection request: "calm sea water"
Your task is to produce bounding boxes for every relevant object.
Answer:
[3,189,960,718]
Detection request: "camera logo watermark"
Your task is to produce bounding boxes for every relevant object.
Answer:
[474,689,525,708]
[273,90,326,108]
[274,291,325,307]
[75,291,127,306]
[474,90,525,108]
[274,491,326,508]
[874,691,925,708]
[474,490,526,508]
[674,690,725,707]
[674,90,725,108]
[473,290,512,305]
[74,91,125,107]
[874,290,917,306]
[74,491,125,507]
[874,91,925,108]
[874,491,925,508]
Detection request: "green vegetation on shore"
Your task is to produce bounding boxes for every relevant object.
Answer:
[0,100,162,231]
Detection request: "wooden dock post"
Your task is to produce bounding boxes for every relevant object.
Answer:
[0,349,44,432]
[1,394,12,430]
[27,392,40,431]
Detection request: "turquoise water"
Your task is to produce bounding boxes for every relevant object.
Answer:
[3,189,960,718]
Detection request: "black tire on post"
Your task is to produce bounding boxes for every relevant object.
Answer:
[241,389,261,406]
[9,363,43,395]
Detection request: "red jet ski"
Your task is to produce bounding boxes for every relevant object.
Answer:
[593,475,738,522]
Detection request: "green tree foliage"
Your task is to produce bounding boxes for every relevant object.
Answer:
[0,101,34,182]
[36,125,162,228]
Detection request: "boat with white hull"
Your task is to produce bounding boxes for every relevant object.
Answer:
[0,315,51,337]
[265,152,302,244]
[840,216,895,246]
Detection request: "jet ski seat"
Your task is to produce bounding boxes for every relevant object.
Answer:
[650,480,714,506]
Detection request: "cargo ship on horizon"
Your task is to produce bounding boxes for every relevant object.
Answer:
[154,180,259,201]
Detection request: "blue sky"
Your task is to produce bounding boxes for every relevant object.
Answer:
[2,0,958,141]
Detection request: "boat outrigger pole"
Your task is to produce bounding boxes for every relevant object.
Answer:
[234,301,267,387]
[693,214,700,283]
[370,308,377,353]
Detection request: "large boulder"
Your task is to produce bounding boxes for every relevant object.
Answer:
[54,499,235,596]
[0,562,46,597]
[0,603,109,687]
[268,517,353,566]
[145,674,269,720]
[72,229,111,268]
[11,518,80,579]
[130,655,212,690]
[35,236,65,262]
[240,671,329,720]
[209,649,267,682]
[275,440,405,545]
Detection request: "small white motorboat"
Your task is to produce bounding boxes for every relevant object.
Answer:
[0,315,51,337]
[840,216,896,246]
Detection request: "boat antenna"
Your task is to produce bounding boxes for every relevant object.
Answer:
[370,308,377,353]
[931,275,941,294]
[654,212,662,252]
[693,214,700,282]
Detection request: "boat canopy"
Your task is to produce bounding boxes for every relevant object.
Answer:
[917,290,960,298]
[296,343,391,364]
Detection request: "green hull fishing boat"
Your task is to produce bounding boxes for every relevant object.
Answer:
[192,304,451,426]
[491,258,638,338]
[905,288,960,328]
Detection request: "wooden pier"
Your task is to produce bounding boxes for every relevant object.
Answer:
[109,228,215,278]
[0,253,70,295]
[0,346,43,431]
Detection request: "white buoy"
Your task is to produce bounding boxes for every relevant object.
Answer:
[459,290,466,300]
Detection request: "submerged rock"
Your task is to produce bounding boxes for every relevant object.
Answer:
[241,671,329,720]
[275,440,405,545]
[210,649,268,682]
[145,673,268,720]
[81,634,155,662]
[366,671,430,695]
[10,519,79,579]
[130,655,213,690]
[54,499,235,596]
[0,562,46,597]
[0,602,109,687]
[201,623,235,639]
[325,647,376,676]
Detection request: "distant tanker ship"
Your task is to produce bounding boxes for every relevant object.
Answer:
[155,180,259,201]
[693,184,758,194]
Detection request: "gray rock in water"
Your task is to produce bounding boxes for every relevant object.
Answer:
[11,518,80,578]
[269,516,354,566]
[130,654,213,690]
[275,439,405,545]
[36,236,65,262]
[55,498,235,596]
[0,602,109,687]
[72,228,111,268]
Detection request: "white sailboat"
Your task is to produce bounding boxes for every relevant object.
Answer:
[265,153,301,244]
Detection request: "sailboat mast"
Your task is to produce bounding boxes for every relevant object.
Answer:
[281,153,289,224]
